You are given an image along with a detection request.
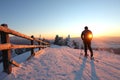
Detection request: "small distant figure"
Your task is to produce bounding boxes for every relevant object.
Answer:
[81,26,93,59]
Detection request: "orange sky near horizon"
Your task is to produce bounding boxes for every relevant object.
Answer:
[34,24,120,40]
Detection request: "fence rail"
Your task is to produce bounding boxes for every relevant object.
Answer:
[0,26,49,45]
[0,43,48,50]
[0,24,50,74]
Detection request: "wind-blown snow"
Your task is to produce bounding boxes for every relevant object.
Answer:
[1,45,120,80]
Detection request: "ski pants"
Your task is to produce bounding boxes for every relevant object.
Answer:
[83,40,93,57]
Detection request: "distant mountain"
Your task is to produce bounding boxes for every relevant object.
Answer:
[10,36,30,45]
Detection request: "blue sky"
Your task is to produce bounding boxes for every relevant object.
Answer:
[0,0,120,39]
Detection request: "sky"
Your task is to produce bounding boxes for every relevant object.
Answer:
[0,0,120,39]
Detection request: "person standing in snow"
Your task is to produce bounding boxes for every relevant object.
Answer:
[81,26,93,59]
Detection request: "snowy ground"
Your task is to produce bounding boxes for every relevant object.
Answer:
[0,45,120,80]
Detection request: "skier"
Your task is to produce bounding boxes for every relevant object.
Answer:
[81,26,93,59]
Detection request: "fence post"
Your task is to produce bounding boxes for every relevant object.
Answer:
[0,24,12,74]
[38,42,41,50]
[31,35,34,55]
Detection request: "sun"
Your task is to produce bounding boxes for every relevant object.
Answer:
[88,34,93,39]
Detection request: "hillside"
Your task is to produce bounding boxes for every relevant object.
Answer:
[1,45,120,80]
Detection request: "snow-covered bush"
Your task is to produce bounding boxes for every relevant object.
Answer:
[54,35,65,46]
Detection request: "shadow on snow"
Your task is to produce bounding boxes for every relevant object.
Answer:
[74,57,99,80]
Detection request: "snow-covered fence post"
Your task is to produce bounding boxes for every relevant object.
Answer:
[31,35,34,56]
[0,24,12,74]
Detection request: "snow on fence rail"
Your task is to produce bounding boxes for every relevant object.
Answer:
[0,24,50,74]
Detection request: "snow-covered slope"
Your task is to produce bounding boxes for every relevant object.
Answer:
[1,45,120,80]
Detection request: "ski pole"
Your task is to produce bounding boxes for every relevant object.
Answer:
[79,44,83,59]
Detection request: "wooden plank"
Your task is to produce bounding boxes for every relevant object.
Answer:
[0,43,11,50]
[35,49,44,56]
[9,60,20,67]
[11,44,48,49]
[0,26,33,40]
[0,43,48,51]
[0,26,50,45]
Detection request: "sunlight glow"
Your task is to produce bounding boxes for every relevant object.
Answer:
[91,25,110,37]
[88,34,93,39]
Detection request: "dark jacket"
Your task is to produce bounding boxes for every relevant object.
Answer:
[81,29,93,41]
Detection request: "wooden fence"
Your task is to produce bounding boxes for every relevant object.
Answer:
[0,24,50,74]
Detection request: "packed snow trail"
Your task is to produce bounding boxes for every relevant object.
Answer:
[2,45,120,80]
